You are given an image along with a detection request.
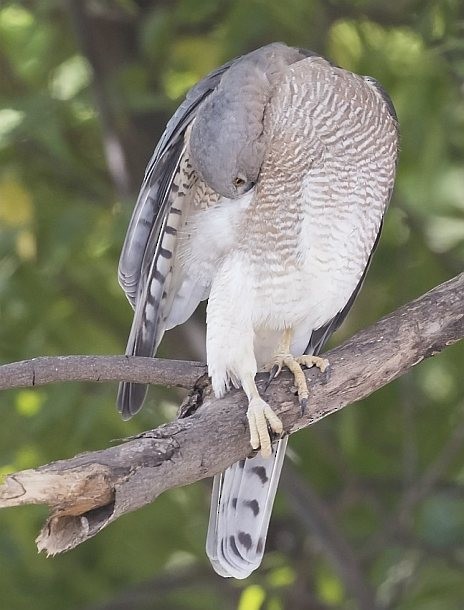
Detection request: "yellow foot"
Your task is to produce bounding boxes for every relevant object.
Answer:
[246,396,283,458]
[269,353,329,411]
[296,354,330,373]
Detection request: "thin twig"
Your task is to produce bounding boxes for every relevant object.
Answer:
[0,355,205,392]
[64,0,131,197]
[282,465,382,610]
[365,408,464,558]
[82,565,239,610]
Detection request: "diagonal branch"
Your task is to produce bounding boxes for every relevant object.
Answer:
[0,273,462,556]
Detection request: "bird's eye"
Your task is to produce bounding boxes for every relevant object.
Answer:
[233,177,246,187]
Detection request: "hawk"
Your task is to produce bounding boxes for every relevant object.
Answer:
[117,43,399,578]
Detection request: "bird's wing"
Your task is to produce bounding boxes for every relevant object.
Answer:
[117,59,237,419]
[304,70,398,353]
[305,221,383,354]
[272,56,398,356]
[118,60,236,307]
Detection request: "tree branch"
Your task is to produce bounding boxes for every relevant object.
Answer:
[0,355,205,392]
[0,273,462,556]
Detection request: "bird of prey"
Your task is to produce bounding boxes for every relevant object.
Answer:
[117,42,399,579]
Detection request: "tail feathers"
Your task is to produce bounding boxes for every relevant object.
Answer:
[206,437,288,579]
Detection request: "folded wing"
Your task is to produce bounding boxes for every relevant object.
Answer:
[117,60,237,418]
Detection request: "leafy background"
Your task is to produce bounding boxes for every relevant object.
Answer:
[1,1,463,609]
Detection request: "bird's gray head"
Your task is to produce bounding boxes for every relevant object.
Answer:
[189,59,273,200]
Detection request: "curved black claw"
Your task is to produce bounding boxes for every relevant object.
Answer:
[264,363,280,393]
[299,397,308,416]
[321,365,331,384]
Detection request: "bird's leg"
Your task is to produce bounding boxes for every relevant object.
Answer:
[268,328,329,413]
[241,374,283,458]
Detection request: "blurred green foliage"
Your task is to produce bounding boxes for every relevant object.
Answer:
[0,1,463,609]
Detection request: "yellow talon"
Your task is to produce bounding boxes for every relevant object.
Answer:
[246,396,283,458]
[296,354,329,373]
[268,329,330,411]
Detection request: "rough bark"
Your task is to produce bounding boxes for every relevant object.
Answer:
[0,355,205,392]
[0,272,462,556]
